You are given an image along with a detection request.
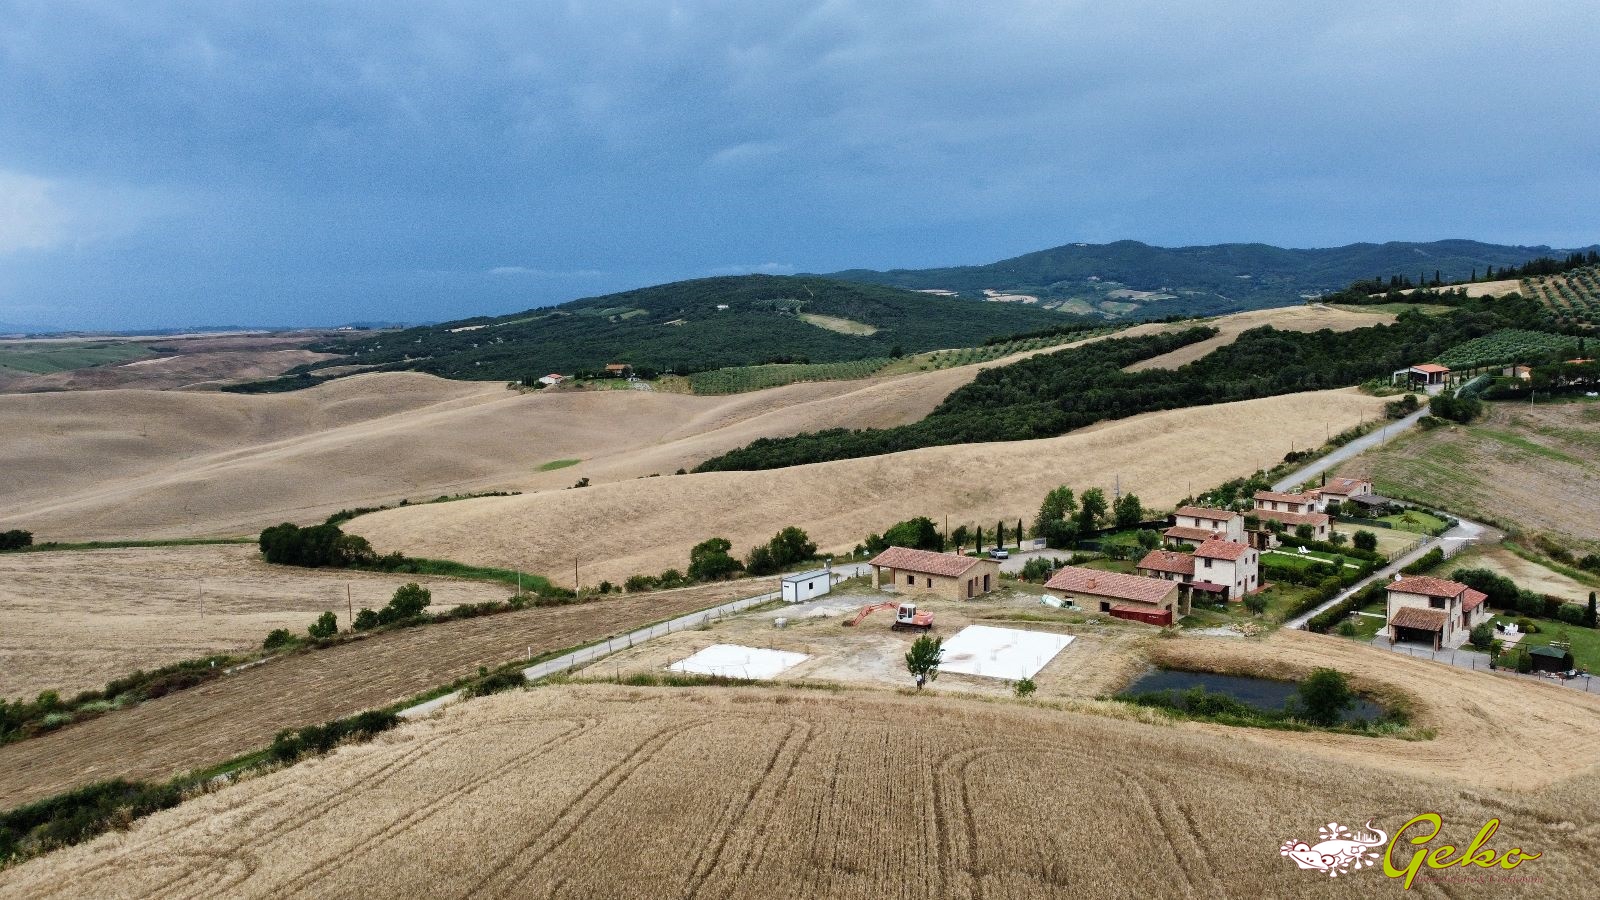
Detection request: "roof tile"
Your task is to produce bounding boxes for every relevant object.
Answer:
[868,546,983,578]
[1045,566,1177,605]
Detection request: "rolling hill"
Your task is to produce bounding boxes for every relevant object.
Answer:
[302,276,1076,382]
[825,238,1600,319]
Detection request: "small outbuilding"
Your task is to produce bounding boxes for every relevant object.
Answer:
[1044,565,1186,625]
[781,567,833,603]
[1528,645,1574,674]
[868,546,1000,601]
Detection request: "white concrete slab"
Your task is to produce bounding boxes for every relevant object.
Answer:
[937,625,1074,681]
[669,643,809,680]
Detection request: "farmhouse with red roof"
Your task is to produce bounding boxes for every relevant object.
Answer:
[868,546,1000,601]
[1045,566,1185,625]
[1385,575,1491,650]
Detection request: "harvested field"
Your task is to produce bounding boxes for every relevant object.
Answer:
[9,308,1390,544]
[1341,401,1600,552]
[0,328,1151,543]
[6,679,1598,898]
[0,579,764,810]
[0,544,515,700]
[1123,304,1391,371]
[350,388,1388,585]
[0,331,341,393]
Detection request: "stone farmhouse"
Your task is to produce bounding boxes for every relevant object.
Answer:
[1385,575,1490,650]
[1164,505,1245,545]
[1045,566,1186,626]
[1251,490,1331,540]
[868,546,1000,601]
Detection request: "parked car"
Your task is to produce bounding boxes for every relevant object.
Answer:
[988,548,1010,560]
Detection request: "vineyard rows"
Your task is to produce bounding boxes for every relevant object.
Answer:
[1434,328,1581,369]
[1522,265,1600,327]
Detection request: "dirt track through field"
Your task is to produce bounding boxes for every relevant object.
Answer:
[0,579,765,810]
[6,678,1599,898]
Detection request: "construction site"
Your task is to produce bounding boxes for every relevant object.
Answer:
[577,578,1150,699]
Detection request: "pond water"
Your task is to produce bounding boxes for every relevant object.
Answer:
[1122,668,1385,723]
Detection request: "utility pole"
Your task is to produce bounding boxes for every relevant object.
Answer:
[199,580,204,619]
[347,583,353,629]
[574,556,580,596]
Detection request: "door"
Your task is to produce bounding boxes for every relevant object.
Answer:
[983,573,991,592]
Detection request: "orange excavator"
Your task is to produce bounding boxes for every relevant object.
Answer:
[844,601,934,631]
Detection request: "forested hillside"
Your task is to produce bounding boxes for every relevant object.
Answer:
[697,294,1554,472]
[826,239,1598,320]
[305,276,1074,381]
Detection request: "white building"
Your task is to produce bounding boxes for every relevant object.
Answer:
[1386,575,1489,650]
[781,568,833,603]
[1192,538,1259,600]
[1165,505,1245,544]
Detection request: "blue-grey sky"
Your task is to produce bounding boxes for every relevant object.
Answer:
[1,1,1596,329]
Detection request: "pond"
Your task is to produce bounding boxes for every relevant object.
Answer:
[1121,668,1385,724]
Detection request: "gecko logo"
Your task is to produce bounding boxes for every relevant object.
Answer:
[1280,814,1543,890]
[1280,821,1387,877]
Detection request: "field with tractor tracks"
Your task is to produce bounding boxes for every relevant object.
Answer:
[5,654,1598,898]
[0,578,764,810]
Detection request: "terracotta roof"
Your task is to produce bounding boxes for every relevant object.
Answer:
[1175,506,1238,521]
[1254,490,1316,505]
[1194,538,1250,561]
[868,546,983,578]
[1390,606,1447,631]
[1411,363,1451,374]
[1254,508,1330,527]
[1163,525,1221,542]
[1189,581,1229,593]
[1317,478,1370,496]
[1137,550,1195,576]
[1045,566,1177,605]
[1389,575,1468,599]
[1462,588,1488,612]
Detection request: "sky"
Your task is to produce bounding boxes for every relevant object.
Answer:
[1,2,1596,330]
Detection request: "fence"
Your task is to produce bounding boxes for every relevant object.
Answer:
[1383,643,1600,693]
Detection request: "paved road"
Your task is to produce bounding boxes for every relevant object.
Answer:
[1271,405,1428,492]
[1283,514,1496,630]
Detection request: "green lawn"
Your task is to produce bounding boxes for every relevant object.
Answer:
[1493,615,1600,671]
[1261,548,1364,570]
[0,342,155,374]
[1378,510,1448,535]
[537,458,582,471]
[1080,557,1136,574]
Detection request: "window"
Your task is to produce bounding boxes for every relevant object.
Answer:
[1203,558,1212,568]
[1099,601,1111,612]
[906,574,914,585]
[926,577,933,588]
[1429,597,1445,609]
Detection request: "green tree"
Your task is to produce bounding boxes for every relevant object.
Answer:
[1242,592,1268,616]
[1295,668,1355,726]
[1113,492,1143,529]
[1294,523,1315,540]
[974,526,983,553]
[353,608,379,631]
[1035,485,1078,542]
[1587,592,1597,629]
[996,520,1006,550]
[1353,530,1378,552]
[688,537,744,581]
[881,517,943,552]
[951,525,970,551]
[768,526,817,567]
[384,583,432,622]
[905,635,943,689]
[263,628,295,649]
[1077,488,1107,534]
[744,544,778,576]
[1468,621,1494,650]
[1136,529,1161,550]
[1017,519,1025,545]
[307,610,338,640]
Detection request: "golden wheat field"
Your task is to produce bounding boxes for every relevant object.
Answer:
[349,388,1389,585]
[0,544,514,700]
[4,675,1596,899]
[1123,304,1393,371]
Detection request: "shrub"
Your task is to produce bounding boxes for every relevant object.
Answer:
[353,608,379,631]
[1294,524,1314,540]
[1556,603,1586,626]
[307,611,339,640]
[0,529,33,551]
[1242,592,1268,616]
[258,522,376,568]
[624,574,658,592]
[464,669,528,698]
[1294,668,1355,726]
[687,537,744,581]
[1014,678,1037,698]
[1515,617,1539,634]
[1335,620,1358,637]
[1401,547,1444,575]
[1468,621,1494,650]
[1352,530,1377,552]
[1021,556,1060,582]
[262,629,296,650]
[0,779,182,865]
[270,709,400,764]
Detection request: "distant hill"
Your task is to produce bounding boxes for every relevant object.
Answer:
[824,239,1600,319]
[312,275,1073,381]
